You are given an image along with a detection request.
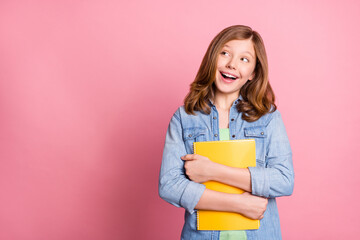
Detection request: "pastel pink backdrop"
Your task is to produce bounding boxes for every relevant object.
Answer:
[1,0,359,239]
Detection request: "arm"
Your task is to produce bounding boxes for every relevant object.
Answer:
[195,189,267,220]
[158,109,206,214]
[248,111,294,198]
[181,154,252,192]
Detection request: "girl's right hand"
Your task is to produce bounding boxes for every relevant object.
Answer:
[237,192,268,220]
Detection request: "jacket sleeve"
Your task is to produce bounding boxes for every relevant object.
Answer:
[158,109,206,214]
[248,111,294,198]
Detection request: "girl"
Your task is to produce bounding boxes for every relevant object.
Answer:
[159,25,294,240]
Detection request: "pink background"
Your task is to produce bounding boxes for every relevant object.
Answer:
[1,0,359,239]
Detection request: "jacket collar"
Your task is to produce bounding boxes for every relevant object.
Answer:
[209,94,243,108]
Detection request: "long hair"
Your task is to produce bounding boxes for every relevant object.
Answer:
[184,25,276,122]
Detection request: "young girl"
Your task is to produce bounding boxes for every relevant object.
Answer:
[159,25,294,240]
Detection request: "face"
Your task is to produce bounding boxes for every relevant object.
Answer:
[214,39,257,97]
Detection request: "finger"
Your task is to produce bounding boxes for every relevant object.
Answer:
[181,154,197,160]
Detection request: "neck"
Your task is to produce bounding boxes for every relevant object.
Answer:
[214,91,239,111]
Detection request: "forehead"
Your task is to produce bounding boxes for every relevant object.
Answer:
[222,39,255,56]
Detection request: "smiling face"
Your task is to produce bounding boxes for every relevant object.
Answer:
[214,39,257,98]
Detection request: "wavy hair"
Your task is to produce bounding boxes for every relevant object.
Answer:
[184,25,276,122]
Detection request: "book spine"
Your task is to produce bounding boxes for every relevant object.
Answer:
[197,210,200,230]
[193,142,200,230]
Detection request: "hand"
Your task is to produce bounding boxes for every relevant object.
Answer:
[237,192,268,220]
[181,154,216,183]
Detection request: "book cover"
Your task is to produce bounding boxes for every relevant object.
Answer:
[194,139,260,230]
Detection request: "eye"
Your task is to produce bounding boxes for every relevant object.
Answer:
[241,57,249,63]
[221,51,229,56]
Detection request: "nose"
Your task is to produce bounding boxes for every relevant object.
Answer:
[226,57,236,70]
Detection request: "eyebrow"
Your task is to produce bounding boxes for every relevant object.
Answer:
[223,44,255,58]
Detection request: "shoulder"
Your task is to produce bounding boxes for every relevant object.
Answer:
[264,109,282,126]
[248,109,282,127]
[172,105,207,121]
[257,109,289,138]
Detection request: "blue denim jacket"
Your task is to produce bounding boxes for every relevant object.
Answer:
[159,98,294,240]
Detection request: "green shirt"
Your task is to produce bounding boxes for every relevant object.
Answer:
[219,128,247,240]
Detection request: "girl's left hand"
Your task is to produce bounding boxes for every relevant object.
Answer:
[181,154,216,183]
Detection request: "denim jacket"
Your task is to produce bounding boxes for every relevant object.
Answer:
[159,98,294,240]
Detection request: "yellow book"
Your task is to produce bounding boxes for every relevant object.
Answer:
[194,139,259,231]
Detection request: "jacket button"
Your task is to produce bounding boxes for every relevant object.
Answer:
[214,134,218,137]
[232,135,236,138]
[188,134,192,138]
[231,118,234,121]
[213,117,217,120]
[261,132,264,135]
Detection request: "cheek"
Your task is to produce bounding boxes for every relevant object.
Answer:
[242,67,255,79]
[217,58,227,68]
[215,70,221,81]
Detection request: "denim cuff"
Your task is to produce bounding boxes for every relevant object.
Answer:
[248,166,270,198]
[180,181,206,214]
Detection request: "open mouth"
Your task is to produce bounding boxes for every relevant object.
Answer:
[220,71,238,80]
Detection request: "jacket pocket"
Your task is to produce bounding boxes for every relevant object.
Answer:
[244,126,266,166]
[183,127,206,154]
[244,126,266,138]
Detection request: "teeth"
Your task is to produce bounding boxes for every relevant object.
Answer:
[222,72,237,79]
